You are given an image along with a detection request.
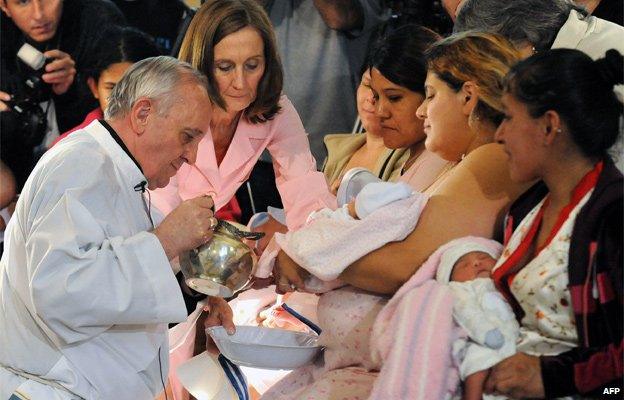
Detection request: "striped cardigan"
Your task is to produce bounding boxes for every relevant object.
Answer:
[501,157,623,398]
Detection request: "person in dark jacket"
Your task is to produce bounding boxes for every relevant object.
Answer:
[0,0,125,191]
[490,48,622,398]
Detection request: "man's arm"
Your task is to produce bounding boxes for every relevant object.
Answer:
[313,0,365,30]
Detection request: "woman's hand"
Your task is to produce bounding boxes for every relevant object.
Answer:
[273,250,309,294]
[250,214,288,255]
[484,353,545,398]
[42,50,76,95]
[202,296,235,355]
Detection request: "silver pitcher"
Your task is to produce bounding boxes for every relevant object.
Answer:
[179,220,265,298]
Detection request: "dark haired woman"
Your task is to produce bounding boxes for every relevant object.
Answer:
[51,26,162,147]
[150,0,335,232]
[489,49,623,399]
[366,23,450,192]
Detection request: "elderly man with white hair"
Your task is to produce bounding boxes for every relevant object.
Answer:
[0,56,234,400]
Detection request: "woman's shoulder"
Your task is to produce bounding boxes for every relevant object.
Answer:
[458,143,510,182]
[260,94,306,137]
[277,94,297,115]
[441,143,530,200]
[324,133,366,147]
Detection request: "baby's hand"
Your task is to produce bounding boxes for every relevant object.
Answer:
[484,328,504,349]
[347,201,358,219]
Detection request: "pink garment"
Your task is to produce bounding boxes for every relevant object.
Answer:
[50,108,104,148]
[398,149,451,192]
[262,287,387,399]
[150,95,335,230]
[263,237,501,400]
[369,236,504,399]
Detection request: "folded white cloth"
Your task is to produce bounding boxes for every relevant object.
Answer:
[354,181,414,219]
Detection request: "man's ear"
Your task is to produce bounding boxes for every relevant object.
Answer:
[0,1,11,17]
[130,98,152,134]
[541,110,562,146]
[459,81,479,117]
[86,77,98,99]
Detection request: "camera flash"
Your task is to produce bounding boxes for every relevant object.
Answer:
[17,43,46,70]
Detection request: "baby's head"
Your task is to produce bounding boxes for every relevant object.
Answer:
[436,241,500,284]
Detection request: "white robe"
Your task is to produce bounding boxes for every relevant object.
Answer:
[0,120,187,399]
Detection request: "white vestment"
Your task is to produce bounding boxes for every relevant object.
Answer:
[0,120,187,399]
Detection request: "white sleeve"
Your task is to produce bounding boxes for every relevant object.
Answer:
[23,155,186,345]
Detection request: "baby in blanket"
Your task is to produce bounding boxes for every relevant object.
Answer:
[435,240,519,400]
[309,180,415,221]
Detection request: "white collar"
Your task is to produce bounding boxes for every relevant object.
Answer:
[551,10,595,50]
[85,120,147,192]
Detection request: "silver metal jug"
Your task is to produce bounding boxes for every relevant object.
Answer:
[179,220,265,297]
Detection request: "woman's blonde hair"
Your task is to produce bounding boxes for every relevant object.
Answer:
[178,0,282,123]
[425,31,521,125]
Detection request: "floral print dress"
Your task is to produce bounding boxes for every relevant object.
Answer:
[493,189,595,356]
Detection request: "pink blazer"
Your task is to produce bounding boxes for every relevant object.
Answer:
[150,95,335,229]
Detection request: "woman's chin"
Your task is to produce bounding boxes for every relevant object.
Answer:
[225,99,251,113]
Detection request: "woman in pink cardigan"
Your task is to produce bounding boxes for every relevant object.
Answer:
[150,0,335,230]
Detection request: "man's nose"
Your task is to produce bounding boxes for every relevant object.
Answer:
[32,0,45,20]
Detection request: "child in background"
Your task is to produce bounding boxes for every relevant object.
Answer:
[51,26,161,147]
[435,240,519,400]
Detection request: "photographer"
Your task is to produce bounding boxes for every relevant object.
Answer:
[0,0,125,191]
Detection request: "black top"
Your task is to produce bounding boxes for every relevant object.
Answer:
[111,0,191,54]
[1,0,125,190]
[592,0,623,26]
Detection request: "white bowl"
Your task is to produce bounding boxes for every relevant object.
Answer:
[207,326,322,370]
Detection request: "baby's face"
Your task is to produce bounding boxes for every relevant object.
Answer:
[450,251,497,282]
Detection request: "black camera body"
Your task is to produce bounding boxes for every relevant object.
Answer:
[6,43,54,148]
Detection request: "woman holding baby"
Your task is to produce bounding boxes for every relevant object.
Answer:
[267,30,623,400]
[487,48,623,398]
[264,30,527,399]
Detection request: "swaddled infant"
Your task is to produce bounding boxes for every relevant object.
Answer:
[435,241,519,400]
[308,180,414,222]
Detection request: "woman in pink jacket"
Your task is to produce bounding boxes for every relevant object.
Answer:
[150,0,335,230]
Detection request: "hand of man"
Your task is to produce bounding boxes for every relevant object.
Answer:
[273,250,309,294]
[153,195,217,260]
[484,352,545,399]
[42,50,76,95]
[203,296,235,355]
[0,91,11,112]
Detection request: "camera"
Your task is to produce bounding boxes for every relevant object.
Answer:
[5,43,53,148]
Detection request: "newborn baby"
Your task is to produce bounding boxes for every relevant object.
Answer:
[436,241,519,400]
[309,180,414,222]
